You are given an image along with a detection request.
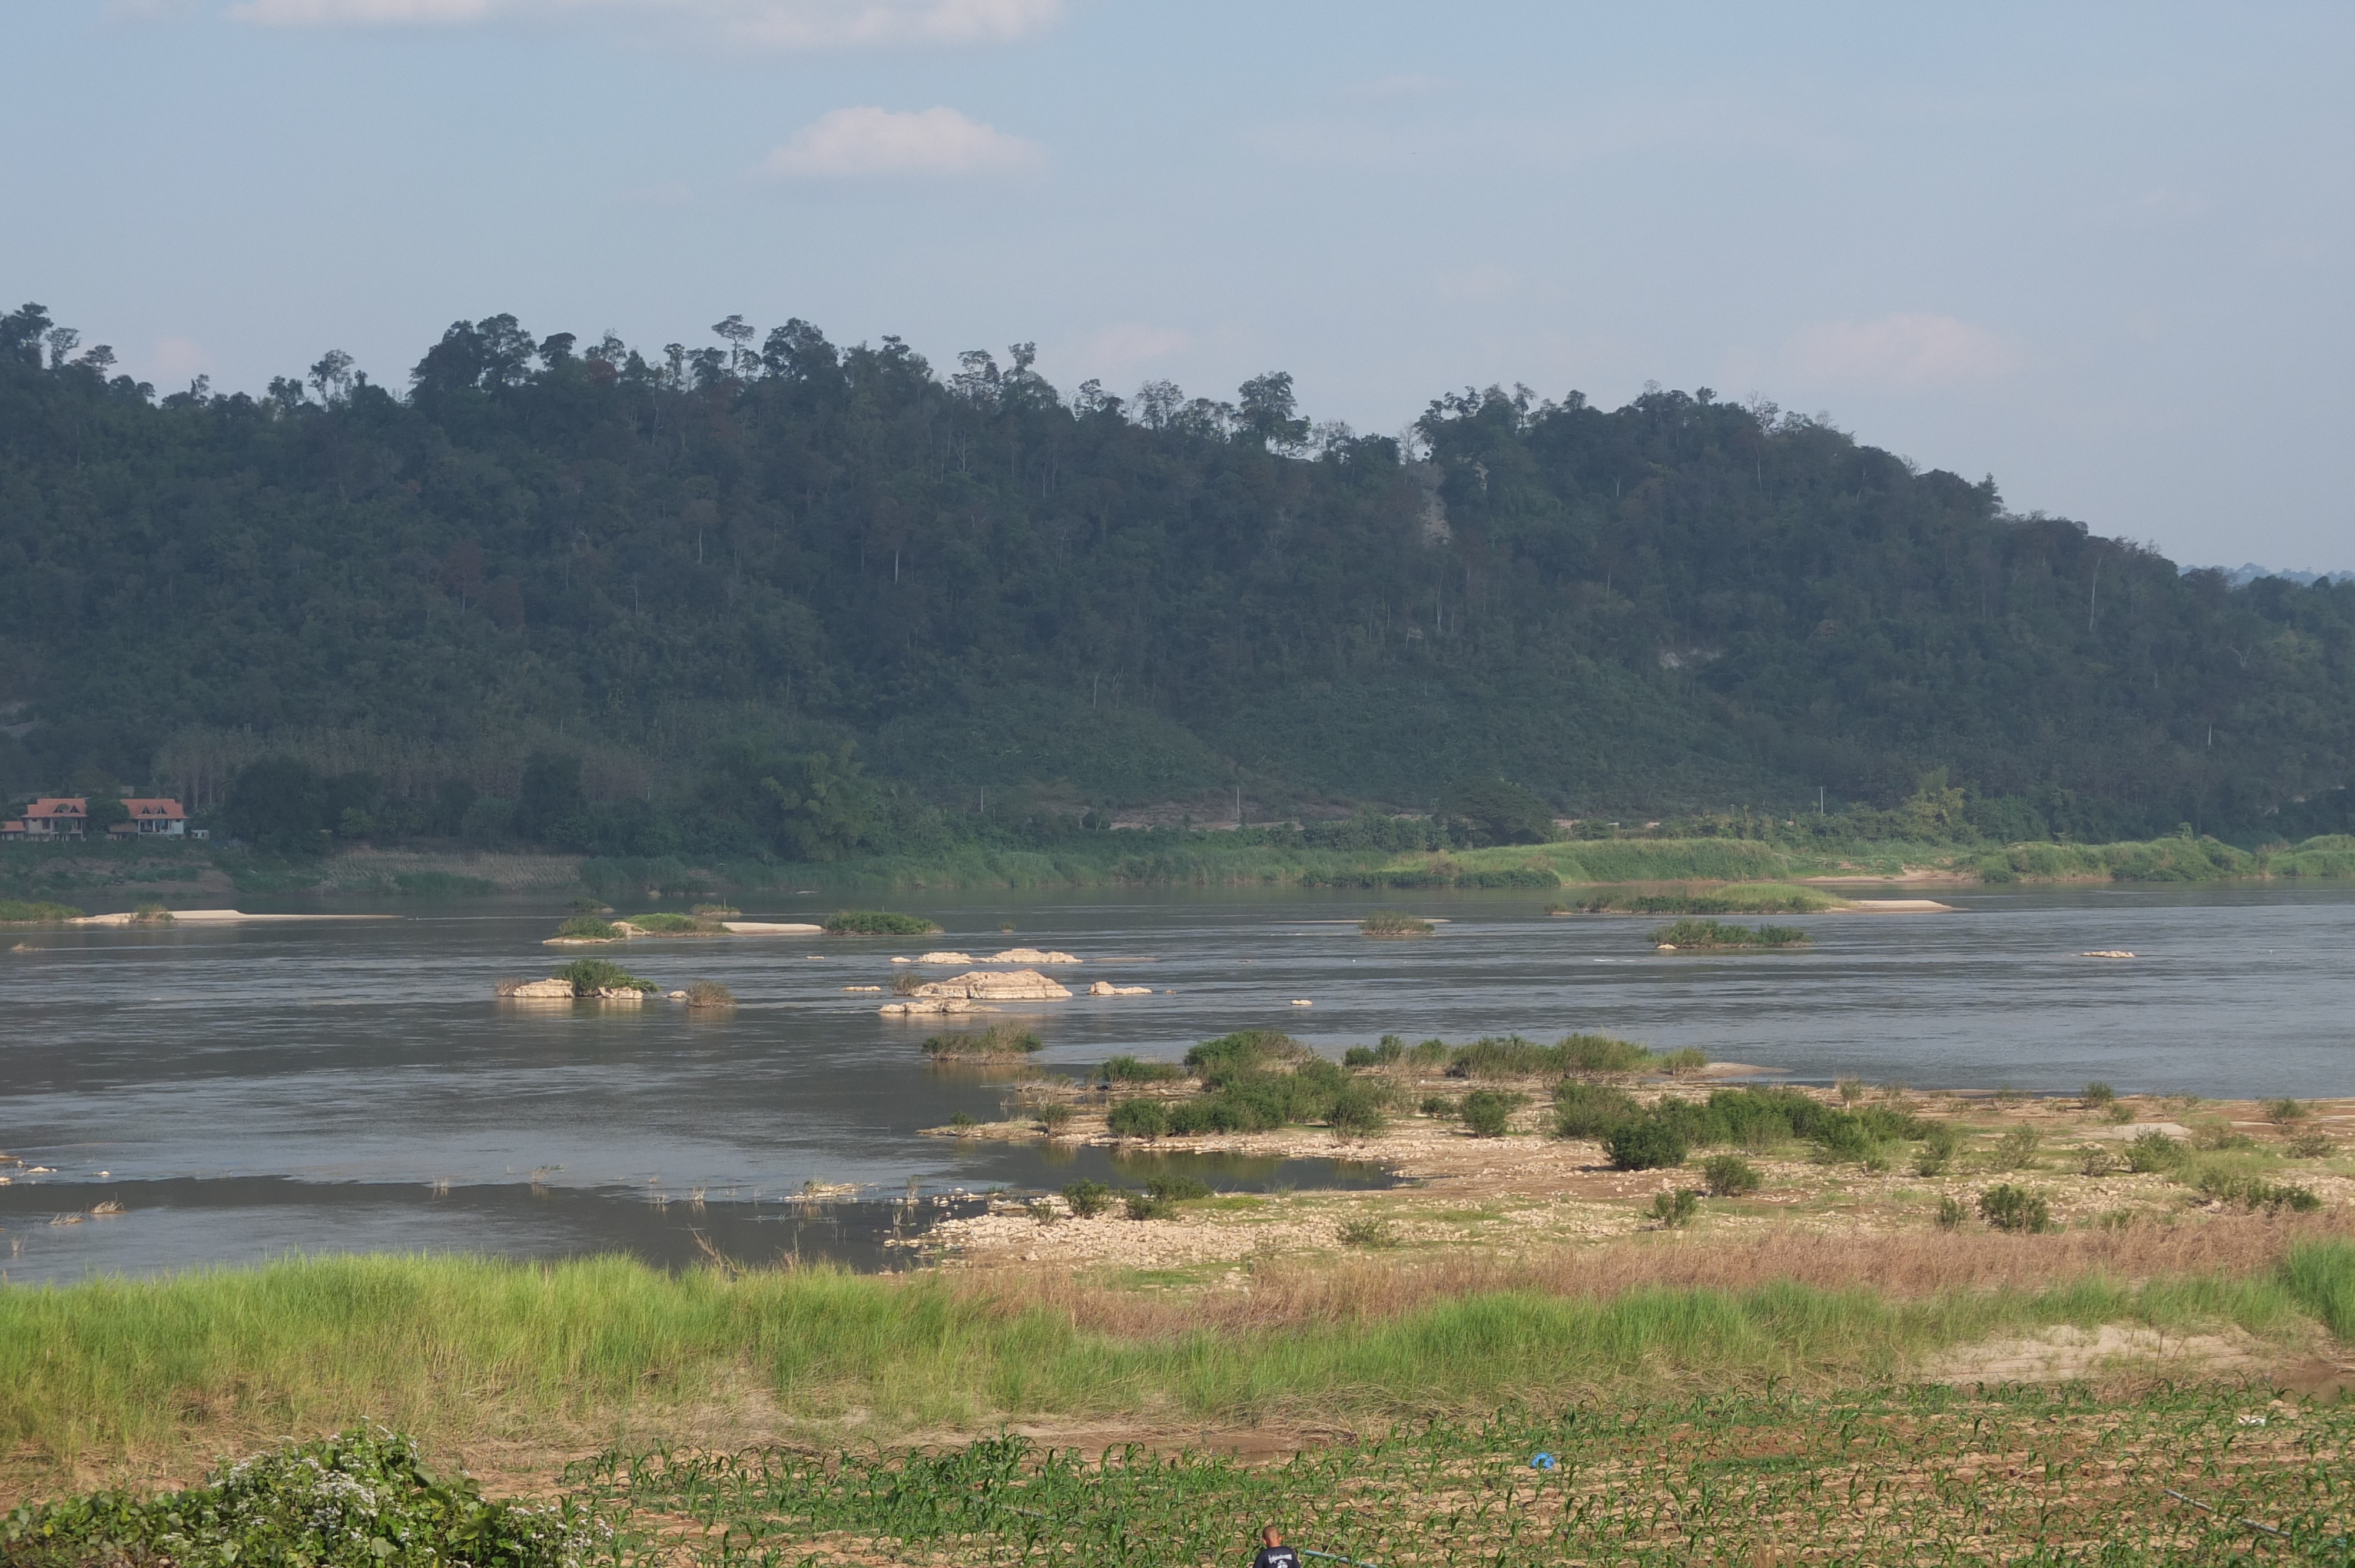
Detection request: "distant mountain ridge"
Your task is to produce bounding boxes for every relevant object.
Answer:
[2204,563,2355,590]
[1,300,2351,848]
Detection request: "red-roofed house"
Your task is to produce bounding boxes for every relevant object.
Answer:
[113,798,190,838]
[6,796,192,841]
[20,797,88,838]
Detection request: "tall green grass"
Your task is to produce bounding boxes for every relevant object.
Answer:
[5,1247,2350,1461]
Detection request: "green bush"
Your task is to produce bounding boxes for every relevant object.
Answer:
[1647,918,1812,949]
[1328,1086,1389,1138]
[1124,1192,1175,1221]
[2082,1081,2116,1108]
[921,1024,1043,1057]
[1360,909,1434,936]
[822,911,940,935]
[2286,1130,2337,1160]
[1102,1055,1185,1083]
[2190,1119,2259,1152]
[555,915,621,939]
[1338,1215,1401,1249]
[1144,1175,1212,1202]
[1559,1033,1653,1074]
[1700,1154,1761,1197]
[550,958,654,995]
[1553,1082,1640,1140]
[1343,1035,1409,1067]
[1935,1195,1967,1231]
[1446,1035,1560,1079]
[684,979,734,1008]
[1405,1038,1451,1068]
[1060,1179,1113,1218]
[1606,1116,1689,1171]
[1914,1121,1962,1176]
[0,899,84,923]
[625,911,719,934]
[1651,1189,1700,1228]
[1421,1094,1460,1119]
[1990,1126,2042,1171]
[1034,1102,1075,1132]
[1978,1184,2052,1234]
[0,1428,601,1568]
[2261,1097,2307,1125]
[1106,1099,1169,1140]
[1183,1030,1311,1085]
[1459,1089,1526,1138]
[2193,1170,2321,1214]
[2125,1131,2188,1172]
[1659,1047,1709,1076]
[946,1112,977,1130]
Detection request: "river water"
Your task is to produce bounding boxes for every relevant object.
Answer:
[2,882,2350,1281]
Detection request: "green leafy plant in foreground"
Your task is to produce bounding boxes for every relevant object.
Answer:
[2,1428,605,1568]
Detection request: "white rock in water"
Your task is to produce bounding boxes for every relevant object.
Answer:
[990,948,1080,964]
[879,997,981,1016]
[906,968,1073,1001]
[1088,981,1153,996]
[595,988,647,1002]
[502,978,575,999]
[1289,999,1314,1006]
[914,951,978,965]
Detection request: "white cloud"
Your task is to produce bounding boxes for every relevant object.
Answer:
[1786,313,2019,389]
[224,0,1062,49]
[761,106,1039,179]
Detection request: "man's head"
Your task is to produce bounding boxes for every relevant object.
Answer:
[1262,1525,1284,1546]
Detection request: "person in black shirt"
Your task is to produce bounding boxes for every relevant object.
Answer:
[1252,1524,1301,1568]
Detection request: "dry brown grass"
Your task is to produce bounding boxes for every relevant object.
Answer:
[970,1211,2355,1337]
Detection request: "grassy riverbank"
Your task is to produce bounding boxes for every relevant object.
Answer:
[10,830,2351,902]
[662,830,2355,895]
[6,1238,2351,1476]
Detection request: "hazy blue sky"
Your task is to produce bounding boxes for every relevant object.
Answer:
[6,1,2349,567]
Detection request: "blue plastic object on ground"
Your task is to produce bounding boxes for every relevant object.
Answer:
[1531,1451,1557,1470]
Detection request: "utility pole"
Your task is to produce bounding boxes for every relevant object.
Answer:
[1817,786,1825,816]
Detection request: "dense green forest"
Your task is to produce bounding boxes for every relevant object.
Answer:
[1,300,2349,861]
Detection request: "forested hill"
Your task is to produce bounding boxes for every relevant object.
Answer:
[2,301,2350,846]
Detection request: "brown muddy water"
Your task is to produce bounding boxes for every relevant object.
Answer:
[1,882,2349,1280]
